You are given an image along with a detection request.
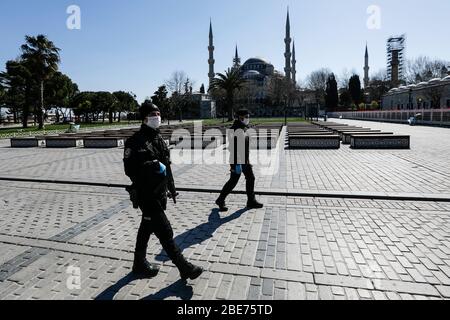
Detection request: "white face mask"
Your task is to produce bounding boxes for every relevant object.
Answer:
[243,118,250,126]
[145,116,161,129]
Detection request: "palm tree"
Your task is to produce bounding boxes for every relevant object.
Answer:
[209,68,246,121]
[21,35,60,130]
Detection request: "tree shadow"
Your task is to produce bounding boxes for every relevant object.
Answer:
[154,208,249,262]
[141,279,193,300]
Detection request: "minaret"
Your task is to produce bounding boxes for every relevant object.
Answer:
[284,8,292,82]
[292,40,297,86]
[208,19,215,88]
[233,45,241,69]
[364,43,370,88]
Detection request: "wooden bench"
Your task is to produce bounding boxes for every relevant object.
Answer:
[342,132,391,144]
[350,135,410,149]
[83,137,124,148]
[339,130,381,141]
[289,135,340,149]
[45,137,83,148]
[10,138,40,148]
[173,136,222,149]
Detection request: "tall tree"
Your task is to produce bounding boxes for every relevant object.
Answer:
[166,71,192,122]
[151,85,170,124]
[0,60,33,127]
[71,92,95,122]
[0,84,5,123]
[20,35,61,129]
[45,72,79,123]
[306,68,332,106]
[113,91,138,123]
[199,84,205,94]
[91,92,117,123]
[339,89,352,108]
[348,75,362,105]
[325,74,339,112]
[209,68,246,121]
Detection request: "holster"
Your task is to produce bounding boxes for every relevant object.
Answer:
[126,185,139,209]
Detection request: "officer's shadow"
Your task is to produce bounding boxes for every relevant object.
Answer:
[95,275,194,301]
[154,207,249,262]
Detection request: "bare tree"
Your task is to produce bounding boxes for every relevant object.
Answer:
[338,68,357,89]
[267,73,292,106]
[306,68,332,106]
[371,68,389,82]
[405,56,450,84]
[166,71,187,95]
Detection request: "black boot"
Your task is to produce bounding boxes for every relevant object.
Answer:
[247,199,264,209]
[132,254,160,278]
[175,256,204,280]
[215,198,228,212]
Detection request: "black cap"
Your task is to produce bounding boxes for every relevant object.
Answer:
[236,109,250,117]
[139,100,160,119]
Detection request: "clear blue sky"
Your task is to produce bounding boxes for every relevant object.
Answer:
[1,0,449,102]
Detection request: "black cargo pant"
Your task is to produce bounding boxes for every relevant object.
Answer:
[135,195,183,264]
[217,164,256,202]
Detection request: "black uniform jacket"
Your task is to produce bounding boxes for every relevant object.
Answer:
[228,120,251,165]
[123,124,176,203]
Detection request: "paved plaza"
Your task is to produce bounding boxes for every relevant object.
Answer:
[0,119,450,300]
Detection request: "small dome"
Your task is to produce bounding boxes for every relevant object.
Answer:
[242,70,262,79]
[442,75,450,81]
[407,84,417,88]
[417,82,428,87]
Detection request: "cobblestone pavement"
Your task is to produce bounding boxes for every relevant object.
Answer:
[0,119,449,300]
[0,180,449,300]
[1,120,450,198]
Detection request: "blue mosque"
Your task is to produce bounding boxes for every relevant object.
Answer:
[208,9,298,93]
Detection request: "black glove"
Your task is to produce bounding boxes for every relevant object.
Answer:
[168,191,179,204]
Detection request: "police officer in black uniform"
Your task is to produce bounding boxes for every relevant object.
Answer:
[124,101,203,280]
[215,109,264,212]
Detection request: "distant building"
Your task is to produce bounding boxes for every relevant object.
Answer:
[381,76,450,110]
[187,93,216,119]
[208,8,297,91]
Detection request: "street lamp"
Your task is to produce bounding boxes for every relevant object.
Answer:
[284,94,288,127]
[408,88,413,110]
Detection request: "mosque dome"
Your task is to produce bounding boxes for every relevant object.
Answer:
[442,75,450,82]
[241,57,275,77]
[242,70,263,80]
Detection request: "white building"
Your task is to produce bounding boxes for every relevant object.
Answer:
[382,76,450,110]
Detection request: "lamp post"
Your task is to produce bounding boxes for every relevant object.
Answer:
[284,94,288,127]
[408,88,413,110]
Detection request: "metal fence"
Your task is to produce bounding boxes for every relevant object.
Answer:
[328,109,450,126]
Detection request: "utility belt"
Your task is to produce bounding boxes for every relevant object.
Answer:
[126,176,168,209]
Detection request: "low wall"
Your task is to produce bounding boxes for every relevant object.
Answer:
[328,109,450,126]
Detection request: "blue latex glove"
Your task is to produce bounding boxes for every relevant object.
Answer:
[158,162,167,176]
[234,165,242,175]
